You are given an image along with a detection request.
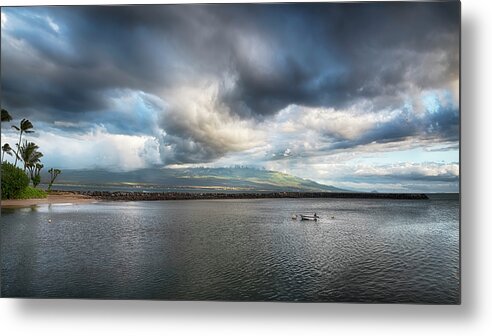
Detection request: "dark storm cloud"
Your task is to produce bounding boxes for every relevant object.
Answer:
[222,2,460,117]
[1,2,459,164]
[159,133,223,165]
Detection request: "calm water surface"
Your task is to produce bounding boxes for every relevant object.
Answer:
[1,197,459,303]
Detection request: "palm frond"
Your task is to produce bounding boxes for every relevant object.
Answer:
[1,109,13,122]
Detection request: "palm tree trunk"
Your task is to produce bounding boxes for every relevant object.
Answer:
[13,131,23,167]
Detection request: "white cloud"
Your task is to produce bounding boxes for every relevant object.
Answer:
[1,12,7,29]
[46,16,60,33]
[284,104,395,140]
[353,162,459,179]
[1,126,162,171]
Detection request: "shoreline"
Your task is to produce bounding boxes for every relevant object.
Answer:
[62,190,431,201]
[1,192,97,209]
[1,190,430,209]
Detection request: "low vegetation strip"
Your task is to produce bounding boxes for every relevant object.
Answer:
[16,186,48,199]
[66,190,429,201]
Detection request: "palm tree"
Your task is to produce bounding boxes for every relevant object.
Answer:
[18,141,43,172]
[11,118,34,166]
[1,143,13,161]
[48,168,62,191]
[29,163,44,188]
[1,109,12,123]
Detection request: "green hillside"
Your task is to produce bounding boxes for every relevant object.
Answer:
[45,167,346,193]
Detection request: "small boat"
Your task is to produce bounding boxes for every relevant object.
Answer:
[300,214,320,221]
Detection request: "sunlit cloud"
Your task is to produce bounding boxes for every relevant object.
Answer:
[1,127,161,171]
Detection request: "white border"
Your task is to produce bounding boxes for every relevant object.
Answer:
[2,0,492,335]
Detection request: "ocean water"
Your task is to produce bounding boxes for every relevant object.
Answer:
[0,196,460,303]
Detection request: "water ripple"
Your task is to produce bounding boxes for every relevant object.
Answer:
[1,198,459,303]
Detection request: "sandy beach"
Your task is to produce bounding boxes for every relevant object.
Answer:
[1,192,96,209]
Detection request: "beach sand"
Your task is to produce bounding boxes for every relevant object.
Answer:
[1,192,96,209]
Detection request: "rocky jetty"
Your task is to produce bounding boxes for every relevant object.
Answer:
[56,190,429,201]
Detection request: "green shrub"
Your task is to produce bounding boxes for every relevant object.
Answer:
[16,186,47,199]
[1,162,30,199]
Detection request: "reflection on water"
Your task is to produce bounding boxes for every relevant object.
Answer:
[1,197,459,303]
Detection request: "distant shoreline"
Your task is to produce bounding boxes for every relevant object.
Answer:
[1,190,431,209]
[71,190,430,201]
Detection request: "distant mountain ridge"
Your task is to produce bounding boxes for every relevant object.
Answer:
[45,167,346,193]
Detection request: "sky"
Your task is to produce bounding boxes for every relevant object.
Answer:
[0,2,460,192]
